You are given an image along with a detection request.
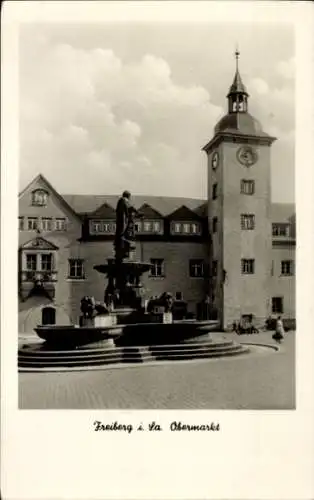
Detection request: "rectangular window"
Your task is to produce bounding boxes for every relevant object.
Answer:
[27,217,38,230]
[144,221,152,232]
[212,260,218,277]
[212,217,218,233]
[68,259,85,279]
[19,217,24,230]
[153,221,161,233]
[241,179,255,195]
[241,214,255,230]
[26,253,37,271]
[32,189,48,206]
[241,259,255,274]
[212,183,218,200]
[272,223,290,237]
[191,223,199,234]
[272,297,283,314]
[150,258,165,277]
[174,223,181,233]
[281,260,293,276]
[91,220,102,233]
[55,218,66,231]
[183,223,190,233]
[41,218,52,231]
[189,259,204,278]
[41,254,53,271]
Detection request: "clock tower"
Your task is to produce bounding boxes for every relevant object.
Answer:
[203,50,276,329]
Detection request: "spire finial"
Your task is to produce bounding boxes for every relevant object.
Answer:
[235,44,240,72]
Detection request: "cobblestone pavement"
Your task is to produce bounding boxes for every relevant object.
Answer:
[19,331,295,410]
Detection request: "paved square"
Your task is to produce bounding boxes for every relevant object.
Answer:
[19,331,295,410]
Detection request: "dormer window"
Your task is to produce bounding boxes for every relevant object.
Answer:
[32,189,48,207]
[171,221,201,236]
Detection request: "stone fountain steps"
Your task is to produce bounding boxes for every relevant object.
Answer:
[18,339,250,370]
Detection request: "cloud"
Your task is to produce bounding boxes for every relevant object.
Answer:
[20,41,223,196]
[276,57,295,80]
[249,78,269,95]
[19,38,294,202]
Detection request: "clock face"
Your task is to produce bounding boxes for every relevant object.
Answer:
[212,151,219,170]
[237,146,258,167]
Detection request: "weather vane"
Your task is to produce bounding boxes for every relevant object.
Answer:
[235,44,240,71]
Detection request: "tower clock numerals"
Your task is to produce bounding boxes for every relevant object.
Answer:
[237,146,258,167]
[212,151,219,170]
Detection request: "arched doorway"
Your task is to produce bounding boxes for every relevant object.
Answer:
[42,306,56,325]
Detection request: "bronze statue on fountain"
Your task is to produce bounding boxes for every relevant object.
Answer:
[94,190,152,320]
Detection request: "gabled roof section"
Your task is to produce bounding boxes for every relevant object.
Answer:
[63,194,206,217]
[166,205,202,221]
[138,203,163,219]
[19,174,81,221]
[20,236,59,251]
[90,202,116,218]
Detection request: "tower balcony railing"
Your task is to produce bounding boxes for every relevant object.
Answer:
[19,270,58,283]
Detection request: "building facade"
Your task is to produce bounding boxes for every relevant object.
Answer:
[18,57,296,333]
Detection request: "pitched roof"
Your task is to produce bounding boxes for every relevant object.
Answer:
[166,205,203,221]
[62,194,206,218]
[20,235,59,251]
[138,203,163,219]
[228,69,248,96]
[90,202,116,218]
[19,174,81,221]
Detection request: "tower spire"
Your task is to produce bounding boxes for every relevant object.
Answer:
[227,47,249,114]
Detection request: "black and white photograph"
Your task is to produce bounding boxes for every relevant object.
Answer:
[2,2,314,499]
[16,16,297,411]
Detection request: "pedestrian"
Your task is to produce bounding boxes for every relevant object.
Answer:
[272,315,285,344]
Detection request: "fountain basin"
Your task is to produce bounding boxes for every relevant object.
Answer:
[34,320,219,348]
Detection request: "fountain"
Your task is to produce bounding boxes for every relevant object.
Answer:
[18,190,250,370]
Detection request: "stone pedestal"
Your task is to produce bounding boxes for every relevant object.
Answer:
[80,314,117,328]
[94,314,117,327]
[149,312,173,324]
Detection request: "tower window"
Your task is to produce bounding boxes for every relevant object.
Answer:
[212,217,218,233]
[150,259,165,278]
[241,259,255,274]
[241,214,255,230]
[189,259,204,278]
[68,259,85,279]
[281,260,294,276]
[272,297,283,314]
[241,180,255,195]
[212,183,218,200]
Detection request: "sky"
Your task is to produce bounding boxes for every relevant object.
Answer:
[19,22,295,202]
